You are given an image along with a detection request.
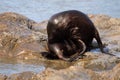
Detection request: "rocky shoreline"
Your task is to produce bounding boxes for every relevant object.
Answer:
[0,12,120,80]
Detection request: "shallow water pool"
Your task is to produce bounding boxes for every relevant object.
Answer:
[0,62,45,75]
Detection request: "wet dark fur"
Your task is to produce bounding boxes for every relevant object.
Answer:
[46,10,104,61]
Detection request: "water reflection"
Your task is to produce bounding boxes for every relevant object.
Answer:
[0,0,120,22]
[0,62,45,75]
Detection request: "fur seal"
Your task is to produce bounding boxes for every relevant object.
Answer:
[47,10,105,61]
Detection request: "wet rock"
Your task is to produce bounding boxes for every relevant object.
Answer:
[74,52,120,71]
[36,66,101,80]
[0,60,103,80]
[0,12,35,29]
[100,63,120,80]
[7,71,36,80]
[32,20,48,34]
[0,74,7,80]
[0,12,47,59]
[3,63,119,80]
[0,12,120,80]
[36,62,120,80]
[89,14,120,56]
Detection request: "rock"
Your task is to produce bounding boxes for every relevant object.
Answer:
[74,52,120,71]
[0,74,7,80]
[32,20,48,34]
[89,14,120,56]
[99,63,120,80]
[6,71,36,80]
[0,12,35,29]
[0,12,120,80]
[36,61,120,80]
[0,12,47,59]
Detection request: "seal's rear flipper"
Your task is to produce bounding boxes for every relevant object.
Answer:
[94,29,105,53]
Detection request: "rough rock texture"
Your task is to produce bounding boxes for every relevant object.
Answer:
[36,63,120,80]
[6,72,36,80]
[0,12,47,60]
[0,12,120,80]
[0,74,7,80]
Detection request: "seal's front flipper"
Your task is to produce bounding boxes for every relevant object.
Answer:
[68,39,86,62]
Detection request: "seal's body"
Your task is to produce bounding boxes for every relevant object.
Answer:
[47,10,104,61]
